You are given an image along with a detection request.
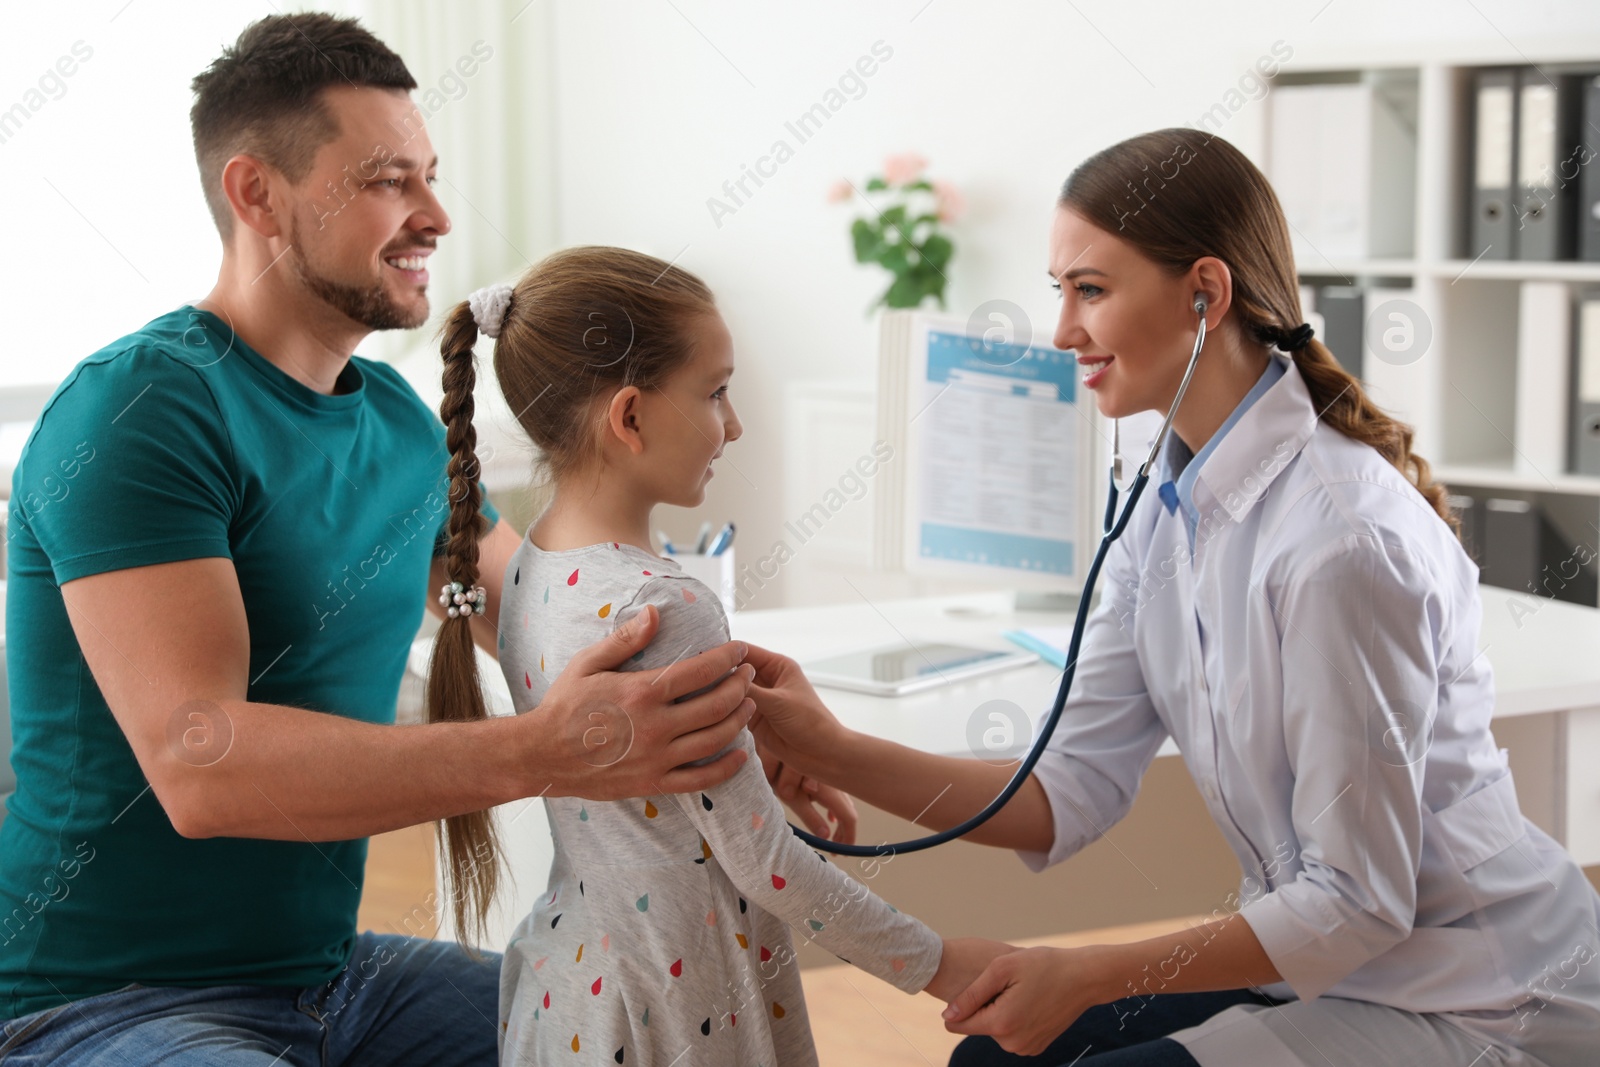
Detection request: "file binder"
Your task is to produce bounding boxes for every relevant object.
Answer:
[1446,492,1484,571]
[1472,69,1518,260]
[1482,497,1539,593]
[1316,285,1365,381]
[1581,75,1600,262]
[1515,71,1581,261]
[1571,290,1600,476]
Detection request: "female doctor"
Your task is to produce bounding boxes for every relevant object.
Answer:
[744,129,1600,1067]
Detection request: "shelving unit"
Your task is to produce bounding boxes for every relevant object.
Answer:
[1254,53,1600,605]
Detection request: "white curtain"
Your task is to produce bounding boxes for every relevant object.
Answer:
[324,0,561,492]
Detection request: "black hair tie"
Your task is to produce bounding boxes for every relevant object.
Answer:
[1279,322,1315,351]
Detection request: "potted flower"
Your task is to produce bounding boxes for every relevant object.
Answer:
[830,153,963,312]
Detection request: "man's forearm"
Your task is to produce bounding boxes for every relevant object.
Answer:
[166,699,545,841]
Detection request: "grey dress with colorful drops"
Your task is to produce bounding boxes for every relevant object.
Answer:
[495,539,944,1065]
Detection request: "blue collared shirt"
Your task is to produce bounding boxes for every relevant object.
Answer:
[1157,355,1287,549]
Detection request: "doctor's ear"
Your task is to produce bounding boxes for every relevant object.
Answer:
[1188,256,1232,328]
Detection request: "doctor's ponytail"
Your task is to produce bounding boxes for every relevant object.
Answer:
[1058,128,1456,531]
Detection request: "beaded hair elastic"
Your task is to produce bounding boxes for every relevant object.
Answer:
[439,580,487,618]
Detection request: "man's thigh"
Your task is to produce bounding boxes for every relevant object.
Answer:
[0,983,320,1066]
[314,932,501,1067]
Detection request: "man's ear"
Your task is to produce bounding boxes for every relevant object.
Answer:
[218,154,287,241]
[604,386,645,456]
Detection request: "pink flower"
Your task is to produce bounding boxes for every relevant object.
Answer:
[933,179,966,223]
[881,152,928,186]
[826,178,853,203]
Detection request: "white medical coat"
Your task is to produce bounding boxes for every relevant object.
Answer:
[1017,354,1600,1062]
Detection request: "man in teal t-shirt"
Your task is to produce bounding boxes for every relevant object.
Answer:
[0,14,761,1065]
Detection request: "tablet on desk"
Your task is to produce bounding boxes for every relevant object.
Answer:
[804,642,1037,697]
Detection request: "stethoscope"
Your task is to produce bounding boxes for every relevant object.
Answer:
[793,294,1210,857]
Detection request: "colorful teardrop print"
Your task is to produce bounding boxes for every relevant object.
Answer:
[578,807,589,822]
[543,585,549,604]
[669,958,683,978]
[575,943,584,962]
[591,976,603,995]
[701,794,714,811]
[543,991,551,1009]
[567,568,580,586]
[615,1048,625,1063]
[636,894,649,912]
[706,910,716,926]
[751,813,764,830]
[771,874,787,890]
[773,1002,786,1019]
[643,800,658,819]
[700,1018,711,1036]
[682,588,697,603]
[572,1035,581,1052]
[598,603,612,618]
[513,567,520,585]
[735,932,748,949]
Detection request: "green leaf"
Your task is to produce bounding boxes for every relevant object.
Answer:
[879,245,911,274]
[866,177,888,191]
[921,233,954,269]
[880,204,908,230]
[884,272,925,308]
[851,218,882,263]
[902,179,934,192]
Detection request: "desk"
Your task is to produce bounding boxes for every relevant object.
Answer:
[413,584,1600,945]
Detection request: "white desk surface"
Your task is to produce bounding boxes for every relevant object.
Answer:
[416,584,1600,760]
[725,584,1600,760]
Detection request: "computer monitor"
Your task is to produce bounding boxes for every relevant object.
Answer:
[873,310,1108,609]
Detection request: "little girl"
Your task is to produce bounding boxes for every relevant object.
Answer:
[427,247,992,1065]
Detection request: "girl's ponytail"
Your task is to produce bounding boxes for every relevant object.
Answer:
[426,299,500,952]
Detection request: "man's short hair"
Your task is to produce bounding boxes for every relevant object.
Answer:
[189,12,416,241]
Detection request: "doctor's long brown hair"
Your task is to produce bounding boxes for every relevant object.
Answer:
[427,247,719,948]
[1059,128,1454,528]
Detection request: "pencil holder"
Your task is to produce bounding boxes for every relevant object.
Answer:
[672,548,737,616]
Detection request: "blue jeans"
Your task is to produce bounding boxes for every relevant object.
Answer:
[949,988,1286,1066]
[0,933,500,1065]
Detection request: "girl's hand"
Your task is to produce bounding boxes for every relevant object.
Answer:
[924,938,1020,1004]
[940,946,1101,1056]
[755,742,860,844]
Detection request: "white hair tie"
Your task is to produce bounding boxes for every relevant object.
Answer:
[467,283,514,339]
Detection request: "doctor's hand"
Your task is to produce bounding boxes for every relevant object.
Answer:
[923,938,1020,1005]
[755,741,858,844]
[940,946,1100,1056]
[743,643,849,781]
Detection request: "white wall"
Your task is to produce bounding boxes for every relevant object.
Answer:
[542,0,1600,608]
[8,1,1600,608]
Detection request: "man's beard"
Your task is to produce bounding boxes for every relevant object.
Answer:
[286,218,429,331]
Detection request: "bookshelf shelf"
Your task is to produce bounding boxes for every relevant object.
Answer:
[1254,53,1600,603]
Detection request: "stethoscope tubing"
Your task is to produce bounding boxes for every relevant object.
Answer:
[791,306,1207,857]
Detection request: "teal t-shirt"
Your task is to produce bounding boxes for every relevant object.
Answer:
[0,306,499,1020]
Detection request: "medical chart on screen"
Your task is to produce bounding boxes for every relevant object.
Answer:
[912,329,1083,576]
